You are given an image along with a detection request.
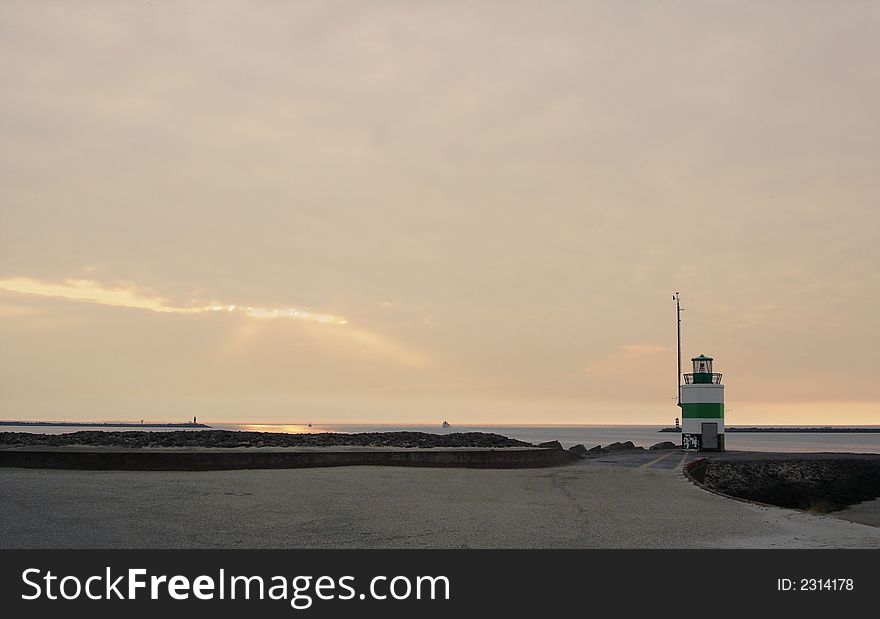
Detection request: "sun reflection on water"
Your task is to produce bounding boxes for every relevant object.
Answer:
[238,424,332,434]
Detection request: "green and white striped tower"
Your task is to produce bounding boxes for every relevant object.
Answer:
[681,354,724,451]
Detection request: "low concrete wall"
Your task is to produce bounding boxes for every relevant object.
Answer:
[683,458,708,484]
[0,448,579,471]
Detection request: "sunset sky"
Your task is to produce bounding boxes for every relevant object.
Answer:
[2,1,878,424]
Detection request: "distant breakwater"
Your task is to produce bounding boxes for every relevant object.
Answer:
[661,426,880,433]
[0,421,210,428]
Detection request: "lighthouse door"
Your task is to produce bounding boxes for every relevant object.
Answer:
[701,422,718,450]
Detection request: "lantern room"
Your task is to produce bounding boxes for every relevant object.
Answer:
[684,354,722,385]
[693,354,712,374]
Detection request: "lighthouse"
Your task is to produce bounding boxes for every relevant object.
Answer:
[681,354,724,451]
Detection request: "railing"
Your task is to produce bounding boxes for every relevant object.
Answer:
[683,373,722,384]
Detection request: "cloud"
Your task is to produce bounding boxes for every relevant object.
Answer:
[0,276,432,369]
[0,277,347,325]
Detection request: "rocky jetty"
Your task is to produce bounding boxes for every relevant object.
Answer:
[649,441,678,450]
[0,430,531,450]
[573,441,675,458]
[1,430,685,459]
[604,441,643,452]
[568,444,589,457]
[688,454,880,512]
[537,440,564,450]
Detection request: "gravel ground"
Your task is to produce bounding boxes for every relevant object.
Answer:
[1,459,877,549]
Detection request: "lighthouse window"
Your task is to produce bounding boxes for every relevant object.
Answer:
[693,358,713,373]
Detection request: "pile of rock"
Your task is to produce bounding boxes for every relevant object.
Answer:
[649,441,678,451]
[699,456,880,512]
[0,430,532,449]
[536,439,680,459]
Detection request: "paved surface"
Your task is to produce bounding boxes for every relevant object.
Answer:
[588,448,699,470]
[1,450,877,549]
[833,498,880,527]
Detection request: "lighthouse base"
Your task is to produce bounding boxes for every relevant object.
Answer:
[682,433,725,452]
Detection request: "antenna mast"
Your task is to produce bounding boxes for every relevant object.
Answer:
[673,292,682,407]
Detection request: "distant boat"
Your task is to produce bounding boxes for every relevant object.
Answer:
[442,421,450,428]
